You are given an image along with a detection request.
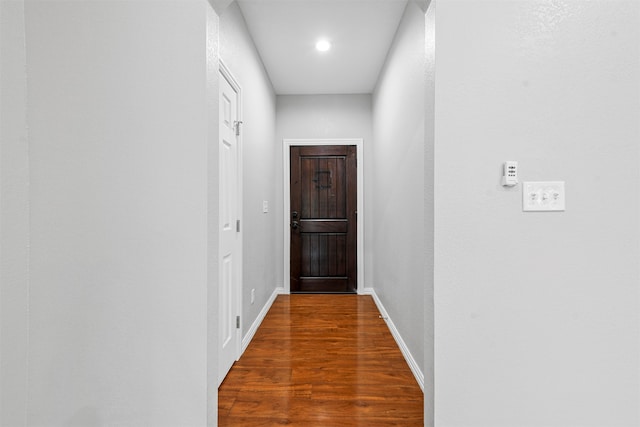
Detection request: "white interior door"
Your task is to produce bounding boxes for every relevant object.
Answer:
[218,68,241,387]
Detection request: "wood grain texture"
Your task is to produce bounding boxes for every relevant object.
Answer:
[219,295,423,426]
[290,146,357,293]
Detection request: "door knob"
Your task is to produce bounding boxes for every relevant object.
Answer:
[291,221,299,230]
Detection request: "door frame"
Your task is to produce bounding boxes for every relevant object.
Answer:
[219,59,243,375]
[283,138,364,294]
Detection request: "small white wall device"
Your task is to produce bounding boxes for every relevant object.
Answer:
[501,161,518,187]
[522,181,565,211]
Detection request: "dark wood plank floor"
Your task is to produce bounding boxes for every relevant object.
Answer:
[219,294,424,426]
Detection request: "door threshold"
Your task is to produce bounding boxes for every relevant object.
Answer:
[290,291,357,295]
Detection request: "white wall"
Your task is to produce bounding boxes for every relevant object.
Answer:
[372,1,426,377]
[20,1,215,425]
[434,1,640,426]
[0,1,30,425]
[275,94,374,288]
[219,2,278,337]
[423,2,435,425]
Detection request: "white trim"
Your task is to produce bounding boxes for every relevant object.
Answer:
[241,287,286,354]
[283,138,365,294]
[362,288,425,391]
[219,60,244,362]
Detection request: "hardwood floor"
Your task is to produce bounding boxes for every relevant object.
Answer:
[218,294,423,426]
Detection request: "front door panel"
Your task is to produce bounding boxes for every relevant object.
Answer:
[290,146,357,293]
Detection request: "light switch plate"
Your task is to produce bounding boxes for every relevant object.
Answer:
[523,181,565,212]
[262,200,269,213]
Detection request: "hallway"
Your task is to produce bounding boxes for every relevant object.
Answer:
[218,295,423,426]
[2,1,639,425]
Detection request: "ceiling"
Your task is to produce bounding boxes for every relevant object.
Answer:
[236,0,409,95]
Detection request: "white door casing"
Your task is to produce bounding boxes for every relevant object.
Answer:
[218,63,242,387]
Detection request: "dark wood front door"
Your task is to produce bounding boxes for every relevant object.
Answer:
[290,145,357,293]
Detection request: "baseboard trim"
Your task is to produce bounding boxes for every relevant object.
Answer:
[362,287,425,392]
[241,287,286,354]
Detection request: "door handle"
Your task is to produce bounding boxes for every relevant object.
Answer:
[291,221,299,230]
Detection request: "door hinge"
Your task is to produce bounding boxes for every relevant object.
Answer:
[236,316,240,329]
[233,120,243,136]
[236,220,240,232]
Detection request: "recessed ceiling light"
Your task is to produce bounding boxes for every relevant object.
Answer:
[315,39,331,52]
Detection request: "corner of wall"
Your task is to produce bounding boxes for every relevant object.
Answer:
[206,4,221,426]
[0,0,30,424]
